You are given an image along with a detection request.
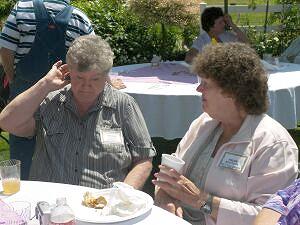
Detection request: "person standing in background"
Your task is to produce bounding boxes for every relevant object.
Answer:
[0,0,94,179]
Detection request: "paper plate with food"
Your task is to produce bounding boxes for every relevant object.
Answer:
[68,184,153,223]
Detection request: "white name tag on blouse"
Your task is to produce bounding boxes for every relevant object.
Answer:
[219,152,248,172]
[100,129,124,145]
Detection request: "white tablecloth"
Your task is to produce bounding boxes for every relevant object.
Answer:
[0,181,190,225]
[111,62,300,139]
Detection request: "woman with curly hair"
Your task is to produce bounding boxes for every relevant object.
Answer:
[153,43,298,225]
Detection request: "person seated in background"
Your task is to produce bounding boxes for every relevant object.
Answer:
[280,36,300,64]
[0,35,156,190]
[253,179,300,225]
[153,43,298,225]
[185,7,249,64]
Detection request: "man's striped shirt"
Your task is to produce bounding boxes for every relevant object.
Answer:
[29,84,156,189]
[0,0,94,66]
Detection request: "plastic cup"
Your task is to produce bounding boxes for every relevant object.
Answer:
[161,154,185,173]
[0,159,21,195]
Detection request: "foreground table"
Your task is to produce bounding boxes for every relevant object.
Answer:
[111,62,300,139]
[0,181,191,225]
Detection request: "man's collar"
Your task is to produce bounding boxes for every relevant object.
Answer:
[100,84,117,109]
[59,0,70,4]
[46,0,70,4]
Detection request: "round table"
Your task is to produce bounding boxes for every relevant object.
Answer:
[111,61,300,139]
[1,181,191,225]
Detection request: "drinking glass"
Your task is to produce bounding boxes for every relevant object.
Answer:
[0,159,21,195]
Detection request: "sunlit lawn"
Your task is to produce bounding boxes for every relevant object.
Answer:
[206,0,277,4]
[202,0,280,27]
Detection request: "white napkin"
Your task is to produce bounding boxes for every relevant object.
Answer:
[107,183,147,217]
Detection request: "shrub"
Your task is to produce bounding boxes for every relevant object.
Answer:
[129,0,200,60]
[0,0,16,27]
[72,0,198,65]
[247,0,300,57]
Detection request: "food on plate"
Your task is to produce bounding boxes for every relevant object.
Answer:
[111,78,126,90]
[80,188,149,218]
[82,192,107,209]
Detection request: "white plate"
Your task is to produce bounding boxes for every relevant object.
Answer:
[67,188,153,223]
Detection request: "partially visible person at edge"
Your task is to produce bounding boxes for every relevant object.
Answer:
[185,7,249,64]
[0,35,156,190]
[253,179,300,225]
[280,36,300,64]
[0,0,94,179]
[153,43,298,225]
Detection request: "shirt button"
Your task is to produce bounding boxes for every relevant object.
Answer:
[75,169,78,172]
[75,151,78,155]
[78,137,81,141]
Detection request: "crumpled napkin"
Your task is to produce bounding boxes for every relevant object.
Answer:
[107,182,147,217]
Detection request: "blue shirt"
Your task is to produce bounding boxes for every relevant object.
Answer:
[263,179,300,225]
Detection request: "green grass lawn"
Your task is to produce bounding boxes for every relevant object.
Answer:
[205,0,280,27]
[206,0,277,4]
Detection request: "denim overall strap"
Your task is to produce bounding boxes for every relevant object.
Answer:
[11,0,73,99]
[9,0,73,180]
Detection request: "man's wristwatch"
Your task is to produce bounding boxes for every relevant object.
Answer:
[200,193,213,214]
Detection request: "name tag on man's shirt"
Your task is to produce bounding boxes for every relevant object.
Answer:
[100,129,124,145]
[219,152,248,172]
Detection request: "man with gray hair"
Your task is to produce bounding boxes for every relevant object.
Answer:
[0,35,156,189]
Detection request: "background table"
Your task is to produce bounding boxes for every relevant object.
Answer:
[111,62,300,139]
[0,181,191,225]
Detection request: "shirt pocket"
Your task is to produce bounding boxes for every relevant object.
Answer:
[93,126,125,153]
[43,119,65,151]
[92,126,132,168]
